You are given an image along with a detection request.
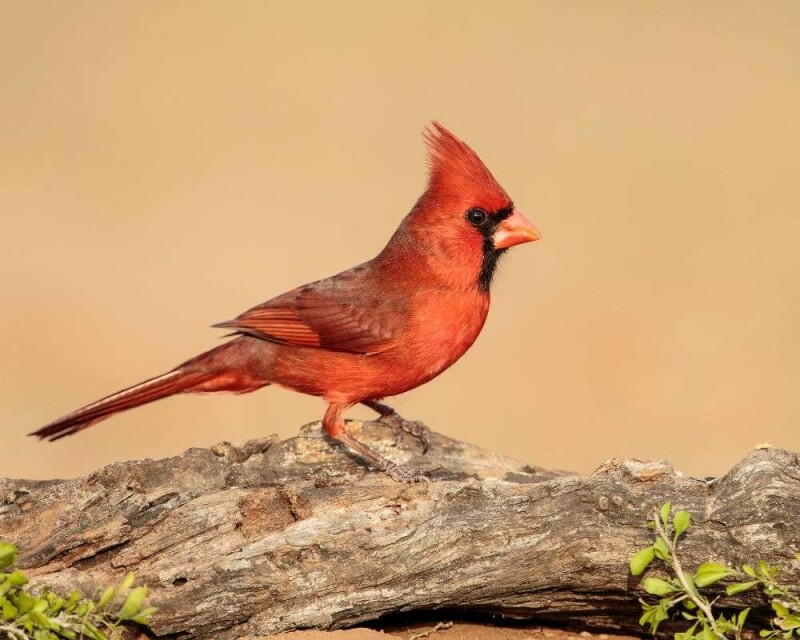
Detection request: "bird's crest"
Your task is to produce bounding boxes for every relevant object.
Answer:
[423,122,510,209]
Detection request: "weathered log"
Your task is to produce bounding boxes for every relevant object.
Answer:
[1,421,798,639]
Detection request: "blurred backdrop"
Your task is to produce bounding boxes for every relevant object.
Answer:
[2,1,799,480]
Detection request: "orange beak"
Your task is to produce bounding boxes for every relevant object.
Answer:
[492,209,541,249]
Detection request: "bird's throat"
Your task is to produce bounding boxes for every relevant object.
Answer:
[479,239,506,292]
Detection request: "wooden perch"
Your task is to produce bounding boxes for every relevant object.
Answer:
[2,422,799,639]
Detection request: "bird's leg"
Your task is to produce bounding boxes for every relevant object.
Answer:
[323,404,429,483]
[361,399,431,454]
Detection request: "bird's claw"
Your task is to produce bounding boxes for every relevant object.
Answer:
[385,462,430,483]
[380,414,431,454]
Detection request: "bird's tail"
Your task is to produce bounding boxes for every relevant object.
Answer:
[30,338,270,441]
[30,369,212,441]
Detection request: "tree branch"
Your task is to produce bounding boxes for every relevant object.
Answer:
[1,422,798,639]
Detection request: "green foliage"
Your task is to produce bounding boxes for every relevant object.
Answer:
[631,503,800,640]
[0,541,156,640]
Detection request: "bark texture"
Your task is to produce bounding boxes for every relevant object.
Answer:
[1,421,798,639]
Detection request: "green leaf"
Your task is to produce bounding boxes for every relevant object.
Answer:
[716,614,736,634]
[638,599,671,634]
[695,561,736,587]
[7,570,27,587]
[643,577,678,595]
[653,537,670,561]
[777,615,800,631]
[737,608,750,629]
[16,590,37,614]
[96,585,116,610]
[673,510,691,540]
[119,572,135,593]
[630,547,655,576]
[676,621,699,640]
[701,625,716,640]
[29,609,53,629]
[131,607,158,626]
[63,590,81,615]
[32,597,49,613]
[683,572,701,599]
[79,621,106,640]
[117,585,148,620]
[661,502,672,528]
[45,593,66,616]
[651,602,670,633]
[773,600,791,617]
[0,542,18,571]
[742,564,756,577]
[726,581,759,596]
[1,597,18,620]
[131,605,158,625]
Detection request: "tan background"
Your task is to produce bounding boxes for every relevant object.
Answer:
[2,1,799,481]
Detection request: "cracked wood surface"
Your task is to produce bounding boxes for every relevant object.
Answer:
[1,422,799,638]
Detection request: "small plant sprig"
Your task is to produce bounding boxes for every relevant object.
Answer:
[0,541,156,640]
[630,502,800,640]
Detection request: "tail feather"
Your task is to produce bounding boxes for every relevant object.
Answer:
[30,369,210,441]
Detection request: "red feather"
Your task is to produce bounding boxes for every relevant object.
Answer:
[213,265,408,354]
[423,121,511,212]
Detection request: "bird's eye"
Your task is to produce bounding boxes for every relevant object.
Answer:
[466,208,488,226]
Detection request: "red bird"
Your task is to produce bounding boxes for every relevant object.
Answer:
[31,123,540,482]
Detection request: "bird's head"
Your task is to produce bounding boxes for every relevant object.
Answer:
[394,122,540,291]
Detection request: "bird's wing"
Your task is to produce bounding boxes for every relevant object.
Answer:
[213,267,408,355]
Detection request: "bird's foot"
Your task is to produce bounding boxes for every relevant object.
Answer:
[389,417,430,453]
[384,461,430,483]
[332,428,431,483]
[362,400,432,453]
[378,412,431,453]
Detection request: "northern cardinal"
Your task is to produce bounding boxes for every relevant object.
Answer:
[31,123,540,482]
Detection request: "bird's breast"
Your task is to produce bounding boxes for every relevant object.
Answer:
[393,288,490,384]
